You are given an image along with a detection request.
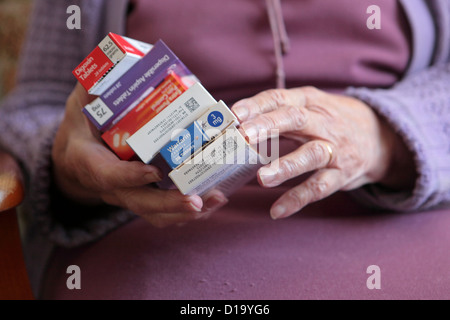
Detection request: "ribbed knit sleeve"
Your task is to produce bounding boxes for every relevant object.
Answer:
[345,1,450,212]
[346,61,450,211]
[0,0,134,247]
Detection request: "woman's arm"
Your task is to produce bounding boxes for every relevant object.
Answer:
[343,0,450,211]
[346,61,450,211]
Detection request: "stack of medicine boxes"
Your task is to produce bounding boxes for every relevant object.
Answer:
[74,33,265,196]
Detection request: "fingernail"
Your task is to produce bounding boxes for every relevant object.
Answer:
[241,123,258,143]
[232,103,249,122]
[271,205,287,220]
[258,167,278,187]
[188,196,203,212]
[205,195,229,211]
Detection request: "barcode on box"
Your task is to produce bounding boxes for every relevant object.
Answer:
[223,138,238,154]
[185,98,200,113]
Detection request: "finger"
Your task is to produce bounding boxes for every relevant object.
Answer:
[64,84,103,139]
[258,140,334,188]
[240,106,308,144]
[66,83,95,113]
[93,160,164,189]
[202,189,229,212]
[144,190,229,228]
[104,187,204,215]
[270,168,342,220]
[231,88,306,122]
[71,142,164,190]
[74,82,98,106]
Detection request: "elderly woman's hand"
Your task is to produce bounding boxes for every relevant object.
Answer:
[52,83,228,228]
[232,87,416,219]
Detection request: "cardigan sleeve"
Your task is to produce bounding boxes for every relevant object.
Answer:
[0,0,135,248]
[346,60,450,211]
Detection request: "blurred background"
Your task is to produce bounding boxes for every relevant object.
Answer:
[0,0,32,100]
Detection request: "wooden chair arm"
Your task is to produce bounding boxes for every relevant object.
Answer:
[0,152,24,212]
[0,151,34,300]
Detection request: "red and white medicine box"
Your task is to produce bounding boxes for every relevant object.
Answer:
[73,33,153,95]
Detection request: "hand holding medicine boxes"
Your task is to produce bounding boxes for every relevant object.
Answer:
[73,33,267,197]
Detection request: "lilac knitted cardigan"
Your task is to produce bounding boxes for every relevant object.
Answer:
[0,0,449,250]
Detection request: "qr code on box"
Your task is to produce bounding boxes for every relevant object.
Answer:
[223,138,238,156]
[185,97,200,113]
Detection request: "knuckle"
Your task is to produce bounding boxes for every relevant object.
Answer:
[161,192,191,213]
[66,157,99,190]
[301,86,320,96]
[291,108,307,129]
[258,113,278,131]
[307,179,330,200]
[301,86,321,104]
[286,189,305,209]
[123,190,158,216]
[279,157,301,179]
[160,193,174,213]
[264,89,290,107]
[310,141,330,164]
[339,151,364,174]
[94,166,114,190]
[117,189,136,210]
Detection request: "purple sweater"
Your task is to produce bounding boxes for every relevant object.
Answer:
[127,0,412,98]
[0,0,449,291]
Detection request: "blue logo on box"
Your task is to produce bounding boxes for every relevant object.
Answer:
[208,111,224,127]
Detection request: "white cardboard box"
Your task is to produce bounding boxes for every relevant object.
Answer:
[126,82,217,164]
[168,126,265,195]
[159,100,239,169]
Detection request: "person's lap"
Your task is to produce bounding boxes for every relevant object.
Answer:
[40,184,450,300]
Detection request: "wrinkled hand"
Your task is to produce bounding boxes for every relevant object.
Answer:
[232,87,415,219]
[52,83,228,227]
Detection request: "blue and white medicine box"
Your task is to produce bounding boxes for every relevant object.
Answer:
[160,100,239,169]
